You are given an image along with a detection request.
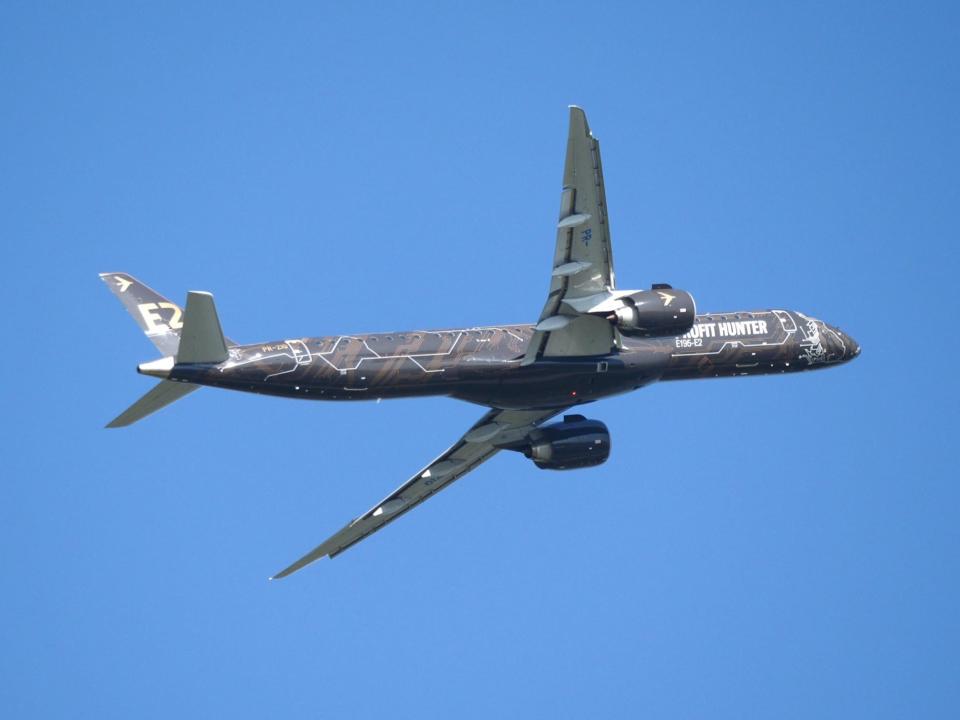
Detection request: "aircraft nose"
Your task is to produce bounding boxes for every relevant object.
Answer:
[848,334,861,360]
[829,325,860,362]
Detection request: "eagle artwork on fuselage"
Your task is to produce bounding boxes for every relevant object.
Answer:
[102,107,860,578]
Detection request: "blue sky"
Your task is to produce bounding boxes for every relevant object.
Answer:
[2,2,958,717]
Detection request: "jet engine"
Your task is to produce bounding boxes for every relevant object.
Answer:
[521,415,611,470]
[610,285,696,337]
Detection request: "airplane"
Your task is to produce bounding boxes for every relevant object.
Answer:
[101,107,860,578]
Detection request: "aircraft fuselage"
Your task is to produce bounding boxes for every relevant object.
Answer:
[164,309,859,411]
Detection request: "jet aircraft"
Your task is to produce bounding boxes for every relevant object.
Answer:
[102,107,860,578]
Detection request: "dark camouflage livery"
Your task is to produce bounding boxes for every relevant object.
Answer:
[168,309,859,411]
[101,104,863,575]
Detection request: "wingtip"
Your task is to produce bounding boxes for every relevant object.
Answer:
[270,548,335,580]
[567,106,591,136]
[269,565,298,581]
[269,564,301,580]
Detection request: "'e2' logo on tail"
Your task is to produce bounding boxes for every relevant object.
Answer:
[137,302,183,334]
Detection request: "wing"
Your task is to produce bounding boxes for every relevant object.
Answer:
[524,106,619,365]
[271,407,566,578]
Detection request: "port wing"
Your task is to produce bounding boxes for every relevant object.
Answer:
[271,407,566,578]
[524,106,619,364]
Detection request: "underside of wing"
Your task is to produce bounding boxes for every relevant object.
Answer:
[525,106,619,364]
[271,407,566,578]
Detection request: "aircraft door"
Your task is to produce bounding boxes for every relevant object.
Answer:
[773,310,797,333]
[286,339,312,365]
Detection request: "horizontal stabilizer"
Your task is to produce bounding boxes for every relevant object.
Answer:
[177,291,229,364]
[106,380,198,428]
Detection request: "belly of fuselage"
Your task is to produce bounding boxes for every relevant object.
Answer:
[451,355,664,409]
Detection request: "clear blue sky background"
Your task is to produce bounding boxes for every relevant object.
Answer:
[2,2,958,718]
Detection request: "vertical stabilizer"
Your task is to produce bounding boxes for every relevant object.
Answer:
[101,273,234,427]
[99,272,185,356]
[100,273,235,357]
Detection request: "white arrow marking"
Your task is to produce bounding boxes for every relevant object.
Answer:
[657,291,676,307]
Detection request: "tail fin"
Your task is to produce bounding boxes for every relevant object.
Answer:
[100,273,235,357]
[99,272,185,356]
[102,273,234,427]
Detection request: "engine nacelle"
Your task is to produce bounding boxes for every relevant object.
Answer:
[525,415,611,470]
[611,286,696,337]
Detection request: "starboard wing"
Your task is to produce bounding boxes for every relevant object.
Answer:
[271,407,566,578]
[524,106,620,364]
